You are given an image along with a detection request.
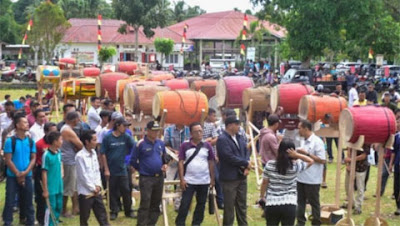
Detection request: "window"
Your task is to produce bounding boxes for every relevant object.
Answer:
[166,54,179,64]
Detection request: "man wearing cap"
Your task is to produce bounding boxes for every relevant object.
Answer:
[216,109,247,140]
[259,114,281,166]
[131,121,168,226]
[217,116,250,226]
[101,117,136,220]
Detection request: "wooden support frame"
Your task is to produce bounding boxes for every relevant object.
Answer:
[162,180,181,226]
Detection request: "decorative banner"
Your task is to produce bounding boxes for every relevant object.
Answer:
[241,14,248,56]
[180,23,189,54]
[97,14,102,51]
[19,18,33,59]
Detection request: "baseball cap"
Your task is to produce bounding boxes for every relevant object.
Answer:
[225,116,240,126]
[146,121,161,130]
[267,114,281,126]
[114,117,131,126]
[111,111,123,120]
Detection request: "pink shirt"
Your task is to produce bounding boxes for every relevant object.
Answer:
[259,128,279,165]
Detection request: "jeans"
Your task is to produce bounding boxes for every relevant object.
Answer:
[296,182,321,226]
[34,166,46,225]
[221,179,248,226]
[109,175,132,216]
[175,184,209,226]
[78,194,109,226]
[380,158,391,196]
[214,162,223,205]
[2,176,35,226]
[345,170,367,210]
[265,204,296,226]
[394,165,400,209]
[137,175,164,226]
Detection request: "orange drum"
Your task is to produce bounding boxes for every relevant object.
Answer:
[116,78,145,101]
[190,80,218,99]
[298,94,347,124]
[153,90,208,125]
[162,78,189,90]
[95,72,129,101]
[123,82,168,115]
[185,76,203,86]
[148,73,174,81]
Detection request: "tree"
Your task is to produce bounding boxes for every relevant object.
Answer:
[57,0,114,19]
[168,1,206,24]
[0,0,22,44]
[112,0,167,61]
[98,46,117,66]
[28,1,70,63]
[154,38,174,66]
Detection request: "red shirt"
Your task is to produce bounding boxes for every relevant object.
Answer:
[36,138,49,166]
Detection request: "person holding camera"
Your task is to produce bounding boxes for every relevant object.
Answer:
[216,116,250,226]
[259,139,314,226]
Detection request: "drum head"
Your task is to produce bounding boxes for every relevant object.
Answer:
[216,79,227,107]
[298,95,309,120]
[339,109,353,142]
[95,77,101,97]
[152,93,161,118]
[270,86,279,113]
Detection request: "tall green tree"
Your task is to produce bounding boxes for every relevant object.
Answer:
[169,1,206,24]
[154,38,174,66]
[28,1,70,63]
[57,0,114,19]
[112,0,167,61]
[0,0,22,44]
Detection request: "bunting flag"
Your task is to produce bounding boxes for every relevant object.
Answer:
[368,48,374,59]
[19,18,33,59]
[240,14,248,56]
[180,23,189,54]
[97,14,102,51]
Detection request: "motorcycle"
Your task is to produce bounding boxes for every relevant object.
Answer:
[1,68,17,82]
[18,67,36,82]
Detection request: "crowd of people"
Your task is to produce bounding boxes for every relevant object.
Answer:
[0,83,399,226]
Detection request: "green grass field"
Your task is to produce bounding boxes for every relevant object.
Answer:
[0,89,398,225]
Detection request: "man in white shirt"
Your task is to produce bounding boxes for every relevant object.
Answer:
[0,101,14,149]
[296,119,326,226]
[29,109,47,142]
[88,97,101,130]
[76,130,109,226]
[348,83,358,107]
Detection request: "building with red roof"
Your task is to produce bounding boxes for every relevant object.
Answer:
[58,10,285,69]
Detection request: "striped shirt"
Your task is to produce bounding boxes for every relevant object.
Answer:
[263,160,307,206]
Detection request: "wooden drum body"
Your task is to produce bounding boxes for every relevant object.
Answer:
[242,86,271,111]
[190,80,218,99]
[95,72,129,101]
[83,67,101,77]
[153,90,208,125]
[216,76,254,108]
[339,106,396,144]
[148,73,174,82]
[60,78,96,99]
[298,94,347,124]
[36,65,61,83]
[163,78,189,90]
[117,61,138,75]
[271,83,314,114]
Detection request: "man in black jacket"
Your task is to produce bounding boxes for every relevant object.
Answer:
[216,116,250,226]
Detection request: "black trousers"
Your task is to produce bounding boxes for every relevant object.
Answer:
[265,204,296,226]
[137,175,163,226]
[394,166,400,209]
[34,166,45,225]
[175,184,209,226]
[109,175,132,216]
[221,179,248,226]
[78,194,109,226]
[296,182,321,226]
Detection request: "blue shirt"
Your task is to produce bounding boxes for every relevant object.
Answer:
[131,136,166,176]
[164,125,190,150]
[4,136,36,177]
[392,132,400,168]
[13,100,24,110]
[101,132,135,176]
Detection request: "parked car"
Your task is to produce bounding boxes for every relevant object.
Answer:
[336,62,361,74]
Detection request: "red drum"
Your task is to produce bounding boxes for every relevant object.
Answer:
[83,67,101,77]
[339,106,396,144]
[117,61,138,75]
[148,73,175,81]
[216,76,254,108]
[95,72,129,101]
[162,78,189,90]
[270,83,314,114]
[102,64,116,73]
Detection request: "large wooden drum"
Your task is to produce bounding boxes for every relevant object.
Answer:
[162,78,189,90]
[148,73,174,81]
[36,65,61,82]
[153,90,208,125]
[102,64,115,73]
[270,83,314,114]
[116,78,144,101]
[117,61,138,75]
[190,80,218,99]
[298,94,347,124]
[59,57,76,69]
[83,67,101,77]
[123,82,168,115]
[95,72,129,101]
[242,86,271,111]
[60,78,96,98]
[185,76,203,86]
[216,76,254,108]
[339,106,396,144]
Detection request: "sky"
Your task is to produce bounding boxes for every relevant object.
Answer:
[181,0,262,13]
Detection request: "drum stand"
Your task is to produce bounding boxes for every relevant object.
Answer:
[38,80,61,122]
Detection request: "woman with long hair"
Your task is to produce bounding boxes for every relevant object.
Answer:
[259,139,314,225]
